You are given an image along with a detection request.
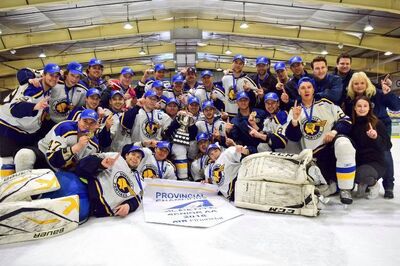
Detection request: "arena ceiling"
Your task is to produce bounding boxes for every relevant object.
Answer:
[0,0,399,89]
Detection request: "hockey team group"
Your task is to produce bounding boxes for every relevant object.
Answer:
[0,53,399,234]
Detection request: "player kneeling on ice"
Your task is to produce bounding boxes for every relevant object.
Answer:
[203,143,249,200]
[285,77,356,204]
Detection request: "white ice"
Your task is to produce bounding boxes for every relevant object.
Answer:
[1,139,399,266]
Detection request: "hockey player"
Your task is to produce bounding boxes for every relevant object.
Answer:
[285,77,355,204]
[75,146,144,217]
[226,91,266,154]
[68,88,102,121]
[190,133,211,182]
[274,62,291,111]
[48,62,87,124]
[121,89,172,144]
[182,67,200,92]
[221,54,258,117]
[0,63,61,157]
[163,74,189,107]
[98,91,131,152]
[164,97,181,120]
[153,141,177,180]
[14,109,100,172]
[195,100,226,143]
[249,92,290,152]
[249,56,278,110]
[187,96,202,122]
[100,66,135,109]
[193,70,225,111]
[137,64,171,98]
[79,58,107,92]
[204,143,249,200]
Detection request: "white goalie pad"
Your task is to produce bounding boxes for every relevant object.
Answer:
[0,195,79,245]
[0,169,60,203]
[235,149,319,217]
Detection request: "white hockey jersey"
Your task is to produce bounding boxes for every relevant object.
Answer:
[49,81,87,123]
[130,108,172,143]
[204,147,242,198]
[286,99,351,150]
[221,73,257,116]
[193,85,225,106]
[95,152,143,212]
[0,83,48,134]
[190,154,210,182]
[195,118,226,139]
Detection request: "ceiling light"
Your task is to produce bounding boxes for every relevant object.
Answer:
[384,51,393,56]
[38,51,46,58]
[338,43,344,49]
[240,21,249,29]
[225,49,232,55]
[239,3,249,29]
[10,49,16,54]
[197,42,207,47]
[321,50,328,55]
[139,47,146,55]
[364,17,373,32]
[0,29,2,34]
[124,22,133,30]
[216,67,223,71]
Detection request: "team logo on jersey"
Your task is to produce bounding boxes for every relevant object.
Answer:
[142,120,161,138]
[113,171,135,198]
[228,87,236,103]
[141,164,158,178]
[52,99,70,115]
[302,118,327,140]
[211,164,225,185]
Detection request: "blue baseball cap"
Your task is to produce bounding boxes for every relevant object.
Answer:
[201,70,213,78]
[187,67,197,74]
[264,92,279,102]
[196,132,209,142]
[120,67,134,76]
[86,88,101,97]
[154,64,166,72]
[206,143,221,155]
[80,109,99,121]
[188,96,200,105]
[201,100,215,110]
[43,63,61,74]
[144,89,158,98]
[156,141,171,152]
[256,56,270,65]
[67,62,83,75]
[274,62,286,72]
[165,97,179,106]
[297,77,316,89]
[152,80,164,89]
[172,74,184,83]
[233,54,245,62]
[110,90,124,98]
[128,145,145,158]
[88,58,103,67]
[288,56,303,66]
[236,91,249,101]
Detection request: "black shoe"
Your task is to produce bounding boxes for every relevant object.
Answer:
[384,190,394,199]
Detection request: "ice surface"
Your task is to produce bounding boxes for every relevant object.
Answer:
[1,139,399,266]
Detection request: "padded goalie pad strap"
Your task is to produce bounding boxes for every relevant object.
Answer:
[0,195,79,244]
[0,169,59,203]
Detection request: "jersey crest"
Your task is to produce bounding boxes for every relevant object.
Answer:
[228,87,236,103]
[212,164,225,184]
[113,171,136,198]
[141,164,158,178]
[302,118,327,140]
[142,120,161,138]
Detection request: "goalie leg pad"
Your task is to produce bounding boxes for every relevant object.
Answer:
[0,169,59,203]
[334,137,356,190]
[14,148,36,173]
[0,195,79,245]
[234,180,319,217]
[42,171,90,223]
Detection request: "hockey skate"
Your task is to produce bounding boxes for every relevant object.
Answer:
[339,189,353,205]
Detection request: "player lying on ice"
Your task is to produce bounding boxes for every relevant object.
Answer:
[0,145,145,244]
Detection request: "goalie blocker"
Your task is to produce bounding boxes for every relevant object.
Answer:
[234,149,321,217]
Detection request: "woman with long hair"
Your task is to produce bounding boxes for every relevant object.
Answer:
[350,96,392,198]
[345,72,400,199]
